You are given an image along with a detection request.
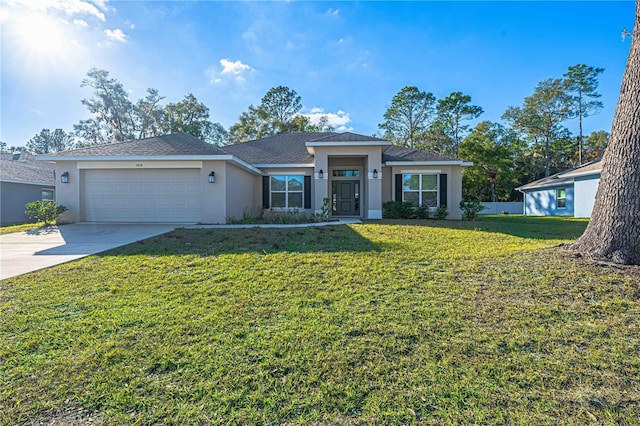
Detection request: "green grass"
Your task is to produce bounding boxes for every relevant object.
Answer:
[0,222,47,235]
[1,217,639,424]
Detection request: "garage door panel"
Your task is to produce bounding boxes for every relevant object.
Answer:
[82,169,201,222]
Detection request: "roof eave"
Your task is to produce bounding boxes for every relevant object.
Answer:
[384,160,473,167]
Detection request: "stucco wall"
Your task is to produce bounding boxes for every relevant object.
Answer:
[573,175,600,218]
[54,161,81,223]
[0,182,55,224]
[224,162,260,222]
[523,186,574,216]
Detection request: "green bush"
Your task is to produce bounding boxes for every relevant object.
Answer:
[25,201,67,225]
[382,201,415,219]
[313,198,331,222]
[459,200,486,220]
[434,205,449,220]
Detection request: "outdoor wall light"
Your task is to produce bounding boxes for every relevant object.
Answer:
[61,172,69,184]
[318,169,324,179]
[208,171,215,183]
[373,169,378,179]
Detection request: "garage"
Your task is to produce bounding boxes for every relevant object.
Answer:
[81,169,201,223]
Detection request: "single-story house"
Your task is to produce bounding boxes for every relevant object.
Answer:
[39,132,472,223]
[1,152,56,225]
[517,159,602,218]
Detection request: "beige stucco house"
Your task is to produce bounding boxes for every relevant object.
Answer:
[39,132,471,223]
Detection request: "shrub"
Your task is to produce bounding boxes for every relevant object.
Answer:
[434,205,449,220]
[313,198,331,222]
[382,201,415,219]
[459,200,486,220]
[414,205,431,220]
[25,201,67,225]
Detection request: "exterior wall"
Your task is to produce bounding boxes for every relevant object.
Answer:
[479,202,524,215]
[0,182,55,224]
[199,161,228,224]
[54,161,81,223]
[388,165,465,220]
[224,162,260,222]
[523,186,574,216]
[381,166,392,203]
[573,175,600,218]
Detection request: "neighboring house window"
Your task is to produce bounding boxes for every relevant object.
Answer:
[271,175,303,209]
[403,174,438,208]
[557,188,567,209]
[41,189,55,202]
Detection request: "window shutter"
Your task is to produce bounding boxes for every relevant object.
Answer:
[304,175,311,209]
[262,176,270,209]
[439,174,448,207]
[395,174,403,202]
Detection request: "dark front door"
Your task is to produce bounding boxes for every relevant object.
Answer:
[332,180,360,216]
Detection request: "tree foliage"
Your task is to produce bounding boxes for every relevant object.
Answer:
[26,129,74,154]
[564,64,605,164]
[378,86,437,149]
[435,91,483,157]
[74,68,226,146]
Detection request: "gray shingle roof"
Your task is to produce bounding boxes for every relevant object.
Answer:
[382,145,461,162]
[224,132,336,164]
[46,133,225,157]
[310,132,388,143]
[517,159,602,191]
[0,152,55,185]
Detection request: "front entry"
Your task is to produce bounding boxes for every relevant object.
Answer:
[332,180,360,216]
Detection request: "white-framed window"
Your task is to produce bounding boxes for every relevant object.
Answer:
[270,175,304,209]
[556,188,567,209]
[41,189,55,202]
[403,174,438,208]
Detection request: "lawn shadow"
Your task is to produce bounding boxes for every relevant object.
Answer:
[108,225,381,256]
[25,225,58,236]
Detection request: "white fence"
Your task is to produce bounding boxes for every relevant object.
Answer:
[479,202,523,215]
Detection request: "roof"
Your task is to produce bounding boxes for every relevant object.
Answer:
[517,159,602,191]
[0,152,55,185]
[44,133,226,157]
[223,132,334,164]
[382,145,461,163]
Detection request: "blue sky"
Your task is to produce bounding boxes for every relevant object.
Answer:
[0,1,634,147]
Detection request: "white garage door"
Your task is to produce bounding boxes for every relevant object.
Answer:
[82,169,201,222]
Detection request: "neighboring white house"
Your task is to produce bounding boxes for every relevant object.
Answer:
[517,160,602,218]
[39,132,472,223]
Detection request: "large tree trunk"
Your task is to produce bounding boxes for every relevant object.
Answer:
[570,1,640,265]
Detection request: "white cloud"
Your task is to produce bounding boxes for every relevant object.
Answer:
[327,8,339,16]
[5,0,108,21]
[104,28,127,43]
[210,59,254,84]
[303,108,353,132]
[337,38,344,45]
[73,18,88,27]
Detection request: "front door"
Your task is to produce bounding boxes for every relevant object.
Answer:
[332,180,360,216]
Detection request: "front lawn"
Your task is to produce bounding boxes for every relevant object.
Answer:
[1,217,639,424]
[0,222,47,235]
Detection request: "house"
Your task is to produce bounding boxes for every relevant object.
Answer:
[0,152,56,225]
[38,132,472,223]
[517,159,602,218]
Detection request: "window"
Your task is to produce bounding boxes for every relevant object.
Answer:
[332,169,360,177]
[41,189,55,202]
[403,174,438,208]
[270,175,304,209]
[557,188,567,209]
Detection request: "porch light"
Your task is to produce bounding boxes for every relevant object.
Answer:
[373,169,378,179]
[318,169,324,179]
[61,172,69,184]
[208,171,215,183]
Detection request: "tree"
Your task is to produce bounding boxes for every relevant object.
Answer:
[229,86,304,143]
[502,78,573,177]
[378,86,436,149]
[136,88,165,139]
[570,3,640,265]
[459,121,520,202]
[161,93,227,144]
[26,129,74,154]
[583,130,609,162]
[435,91,483,157]
[564,64,605,164]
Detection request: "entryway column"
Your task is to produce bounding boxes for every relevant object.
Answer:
[366,152,383,219]
[314,152,329,214]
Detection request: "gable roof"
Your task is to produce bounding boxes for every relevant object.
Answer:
[0,152,55,185]
[43,133,226,157]
[382,145,460,163]
[223,132,334,165]
[517,159,602,191]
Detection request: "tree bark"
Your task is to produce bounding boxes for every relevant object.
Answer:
[570,1,640,265]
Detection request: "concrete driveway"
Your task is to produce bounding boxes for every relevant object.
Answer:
[0,223,178,280]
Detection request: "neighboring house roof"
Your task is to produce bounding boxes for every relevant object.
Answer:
[0,152,55,185]
[43,132,226,157]
[517,159,602,191]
